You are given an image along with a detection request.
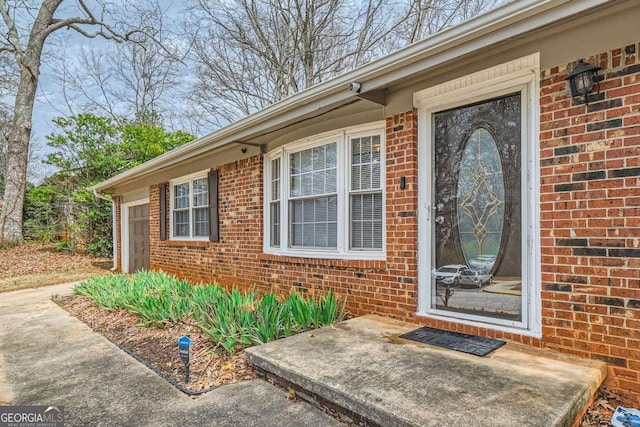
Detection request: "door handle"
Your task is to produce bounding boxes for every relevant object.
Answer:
[426,203,437,221]
[434,215,445,224]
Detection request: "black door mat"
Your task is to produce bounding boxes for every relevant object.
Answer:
[398,326,506,357]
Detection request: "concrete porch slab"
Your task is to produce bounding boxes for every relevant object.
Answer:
[245,315,606,427]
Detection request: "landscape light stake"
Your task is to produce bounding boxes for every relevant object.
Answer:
[178,335,191,384]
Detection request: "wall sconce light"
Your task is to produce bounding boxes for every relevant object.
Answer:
[566,59,601,105]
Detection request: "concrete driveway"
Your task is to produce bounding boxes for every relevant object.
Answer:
[0,283,340,427]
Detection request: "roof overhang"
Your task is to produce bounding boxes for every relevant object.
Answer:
[91,0,616,195]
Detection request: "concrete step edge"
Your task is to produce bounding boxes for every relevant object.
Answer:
[246,349,424,427]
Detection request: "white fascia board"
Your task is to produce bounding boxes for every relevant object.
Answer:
[91,0,612,194]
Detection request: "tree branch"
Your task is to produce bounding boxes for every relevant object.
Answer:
[0,0,24,60]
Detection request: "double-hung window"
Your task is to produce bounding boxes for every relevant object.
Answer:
[170,173,209,239]
[265,123,385,258]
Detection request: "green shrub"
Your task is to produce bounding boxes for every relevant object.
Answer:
[75,271,346,354]
[75,271,193,325]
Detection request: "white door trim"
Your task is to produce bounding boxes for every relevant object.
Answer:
[121,198,150,273]
[414,53,541,337]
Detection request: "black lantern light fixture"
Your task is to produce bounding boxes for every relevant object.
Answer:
[566,59,601,105]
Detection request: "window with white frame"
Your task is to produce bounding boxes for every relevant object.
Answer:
[350,135,383,250]
[290,142,338,249]
[170,174,209,239]
[265,124,385,258]
[269,158,281,247]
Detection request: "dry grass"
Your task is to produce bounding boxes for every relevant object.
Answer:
[0,243,112,293]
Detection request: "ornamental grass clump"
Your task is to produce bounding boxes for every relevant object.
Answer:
[75,271,345,353]
[191,288,345,354]
[75,271,194,326]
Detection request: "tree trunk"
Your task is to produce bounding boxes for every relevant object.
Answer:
[0,2,50,246]
[0,60,41,246]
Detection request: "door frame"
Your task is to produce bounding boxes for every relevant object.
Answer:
[414,54,541,337]
[121,198,150,273]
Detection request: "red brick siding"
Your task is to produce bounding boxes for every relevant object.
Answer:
[147,114,420,319]
[112,42,640,405]
[540,43,640,404]
[142,111,545,346]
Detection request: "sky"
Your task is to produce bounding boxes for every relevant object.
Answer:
[12,0,506,183]
[27,1,185,181]
[35,2,182,122]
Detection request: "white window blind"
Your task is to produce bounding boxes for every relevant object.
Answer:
[270,157,281,247]
[350,135,383,250]
[289,143,338,248]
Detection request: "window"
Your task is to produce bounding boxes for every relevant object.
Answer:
[265,123,385,258]
[350,135,382,250]
[269,158,281,247]
[170,173,209,239]
[290,143,338,249]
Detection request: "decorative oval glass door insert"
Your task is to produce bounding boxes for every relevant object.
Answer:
[432,92,521,322]
[456,127,504,274]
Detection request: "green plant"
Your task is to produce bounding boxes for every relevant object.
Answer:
[76,271,346,354]
[21,113,196,254]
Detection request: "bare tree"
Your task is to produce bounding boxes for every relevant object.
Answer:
[185,0,401,127]
[0,108,44,192]
[52,4,185,128]
[396,0,503,45]
[0,108,10,194]
[185,0,504,128]
[0,0,155,246]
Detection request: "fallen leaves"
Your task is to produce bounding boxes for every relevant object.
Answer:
[287,388,298,400]
[57,294,257,394]
[0,244,113,293]
[580,385,625,426]
[0,243,111,278]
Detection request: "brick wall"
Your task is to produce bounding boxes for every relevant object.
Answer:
[540,43,640,404]
[118,42,640,405]
[147,113,420,319]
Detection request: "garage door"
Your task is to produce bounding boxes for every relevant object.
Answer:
[128,204,150,272]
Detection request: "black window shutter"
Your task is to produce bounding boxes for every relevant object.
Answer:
[159,183,167,241]
[208,170,220,242]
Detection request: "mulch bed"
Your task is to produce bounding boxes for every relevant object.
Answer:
[56,294,257,395]
[580,385,626,426]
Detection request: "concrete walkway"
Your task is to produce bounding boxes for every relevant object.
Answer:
[0,284,340,427]
[246,315,607,427]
